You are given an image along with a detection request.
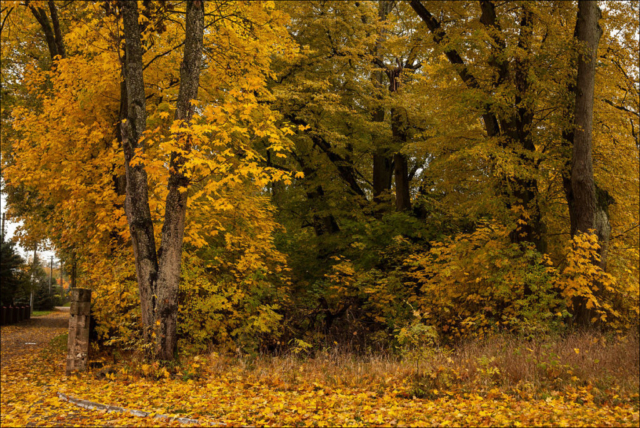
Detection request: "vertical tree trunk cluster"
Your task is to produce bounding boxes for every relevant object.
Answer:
[120,0,205,359]
[408,0,610,324]
[409,0,545,251]
[27,0,66,61]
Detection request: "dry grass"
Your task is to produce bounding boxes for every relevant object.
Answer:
[204,330,640,402]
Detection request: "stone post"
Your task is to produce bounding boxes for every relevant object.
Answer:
[66,288,91,375]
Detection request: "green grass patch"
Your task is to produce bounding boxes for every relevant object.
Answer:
[32,310,52,317]
[62,302,70,307]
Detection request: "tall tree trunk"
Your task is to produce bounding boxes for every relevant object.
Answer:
[372,1,394,207]
[570,0,609,325]
[389,70,412,212]
[121,0,159,342]
[154,0,205,360]
[571,0,604,242]
[508,6,545,252]
[372,96,393,207]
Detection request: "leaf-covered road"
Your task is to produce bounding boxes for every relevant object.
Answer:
[0,311,192,426]
[0,310,68,368]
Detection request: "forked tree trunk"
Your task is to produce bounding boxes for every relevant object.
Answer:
[120,0,205,359]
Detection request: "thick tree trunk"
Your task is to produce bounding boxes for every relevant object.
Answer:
[373,150,394,201]
[571,0,603,239]
[393,152,411,211]
[570,0,608,325]
[389,70,412,212]
[372,91,393,205]
[508,7,545,253]
[121,0,159,341]
[154,0,205,360]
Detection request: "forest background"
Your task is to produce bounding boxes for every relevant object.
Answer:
[1,0,638,360]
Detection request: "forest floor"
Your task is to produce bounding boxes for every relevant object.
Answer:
[1,311,638,427]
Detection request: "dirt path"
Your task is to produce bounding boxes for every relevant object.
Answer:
[0,310,69,368]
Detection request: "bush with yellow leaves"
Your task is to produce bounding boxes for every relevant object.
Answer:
[405,222,565,338]
[405,222,638,339]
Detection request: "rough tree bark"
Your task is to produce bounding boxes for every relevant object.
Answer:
[154,0,205,360]
[571,0,606,246]
[121,0,159,340]
[120,0,205,359]
[562,2,615,269]
[568,0,610,325]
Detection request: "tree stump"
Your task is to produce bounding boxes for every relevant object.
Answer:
[66,288,91,375]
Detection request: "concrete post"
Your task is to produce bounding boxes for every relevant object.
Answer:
[66,288,91,375]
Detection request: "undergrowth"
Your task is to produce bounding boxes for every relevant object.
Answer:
[85,330,640,407]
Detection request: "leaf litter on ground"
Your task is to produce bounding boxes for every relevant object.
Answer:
[1,312,638,427]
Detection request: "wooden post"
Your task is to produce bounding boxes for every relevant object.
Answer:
[66,288,91,375]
